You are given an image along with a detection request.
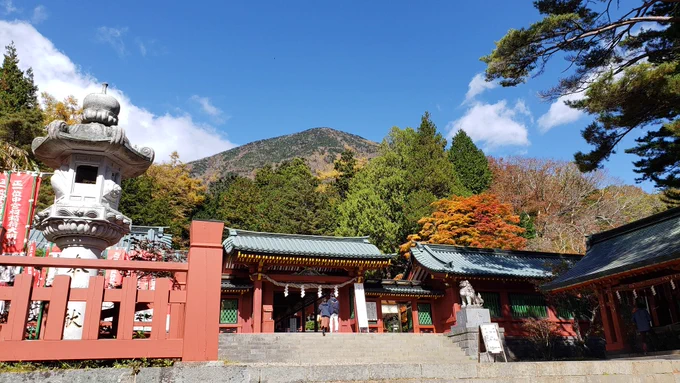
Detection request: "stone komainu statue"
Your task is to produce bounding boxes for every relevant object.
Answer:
[459,280,484,308]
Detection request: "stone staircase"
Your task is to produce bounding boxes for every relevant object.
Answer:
[218,333,474,365]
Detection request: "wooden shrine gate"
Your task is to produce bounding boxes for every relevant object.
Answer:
[0,220,224,362]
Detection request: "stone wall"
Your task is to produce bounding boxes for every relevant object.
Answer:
[448,326,510,362]
[504,336,607,360]
[2,359,680,382]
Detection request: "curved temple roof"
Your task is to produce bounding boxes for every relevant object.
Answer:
[222,228,391,260]
[411,243,581,279]
[544,207,680,292]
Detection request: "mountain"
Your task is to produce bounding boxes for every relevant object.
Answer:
[189,127,380,181]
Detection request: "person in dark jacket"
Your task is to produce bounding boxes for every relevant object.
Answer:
[632,300,652,354]
[329,296,340,333]
[318,297,332,336]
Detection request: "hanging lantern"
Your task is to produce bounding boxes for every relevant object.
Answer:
[672,280,676,290]
[318,286,323,298]
[633,289,637,299]
[284,284,289,297]
[616,291,621,302]
[301,285,305,298]
[651,285,657,296]
[334,285,339,298]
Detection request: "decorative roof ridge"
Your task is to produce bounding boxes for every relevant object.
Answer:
[225,227,373,244]
[417,242,582,259]
[588,206,680,246]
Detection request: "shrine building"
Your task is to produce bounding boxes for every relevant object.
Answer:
[218,227,584,336]
[544,207,680,352]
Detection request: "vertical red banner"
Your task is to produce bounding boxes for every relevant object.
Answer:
[105,248,129,288]
[24,241,41,287]
[1,172,40,256]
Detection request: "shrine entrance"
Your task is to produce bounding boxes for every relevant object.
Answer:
[273,291,326,332]
[381,301,413,333]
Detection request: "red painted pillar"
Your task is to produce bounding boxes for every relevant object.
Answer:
[240,290,253,333]
[607,289,624,350]
[340,285,351,332]
[262,282,274,333]
[411,299,420,333]
[182,220,224,361]
[253,279,263,333]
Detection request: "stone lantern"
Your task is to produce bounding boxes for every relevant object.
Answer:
[32,84,154,339]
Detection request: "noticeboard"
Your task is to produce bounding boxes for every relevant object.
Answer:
[479,324,504,354]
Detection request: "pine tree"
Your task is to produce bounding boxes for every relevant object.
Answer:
[448,129,492,194]
[406,112,467,198]
[0,43,43,156]
[482,1,680,190]
[333,149,357,199]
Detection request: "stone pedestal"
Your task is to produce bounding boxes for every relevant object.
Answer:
[56,247,101,339]
[449,307,509,362]
[452,307,491,330]
[449,325,509,362]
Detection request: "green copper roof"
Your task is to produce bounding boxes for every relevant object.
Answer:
[364,280,444,297]
[411,243,581,279]
[544,207,680,291]
[221,279,253,290]
[222,228,390,260]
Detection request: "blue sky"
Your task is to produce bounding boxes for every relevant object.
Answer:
[1,0,654,190]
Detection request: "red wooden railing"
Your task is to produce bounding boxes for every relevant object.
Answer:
[0,220,224,362]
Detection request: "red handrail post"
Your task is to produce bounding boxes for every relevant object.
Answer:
[181,220,224,361]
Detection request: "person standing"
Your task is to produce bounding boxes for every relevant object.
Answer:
[632,300,652,355]
[329,296,340,333]
[318,297,332,336]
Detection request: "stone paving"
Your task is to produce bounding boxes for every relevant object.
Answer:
[2,358,680,382]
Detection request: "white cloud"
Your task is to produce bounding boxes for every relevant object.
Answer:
[464,73,497,102]
[537,92,584,132]
[2,0,17,14]
[190,95,229,124]
[96,26,128,57]
[137,39,147,56]
[0,20,236,162]
[447,100,530,150]
[31,5,47,24]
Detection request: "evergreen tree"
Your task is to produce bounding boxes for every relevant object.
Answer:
[482,1,680,190]
[406,112,467,198]
[333,149,357,199]
[448,129,492,194]
[0,43,43,155]
[193,173,239,219]
[254,158,335,235]
[336,112,470,260]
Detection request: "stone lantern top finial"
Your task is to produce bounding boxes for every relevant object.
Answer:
[82,82,120,126]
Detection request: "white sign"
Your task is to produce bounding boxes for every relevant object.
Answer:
[480,324,503,354]
[354,283,369,330]
[366,302,378,321]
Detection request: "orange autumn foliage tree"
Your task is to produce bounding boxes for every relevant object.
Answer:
[401,194,527,253]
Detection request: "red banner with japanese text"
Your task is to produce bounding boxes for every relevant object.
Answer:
[0,172,41,256]
[23,241,42,287]
[105,248,130,288]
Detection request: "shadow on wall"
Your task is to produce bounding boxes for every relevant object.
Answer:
[504,337,606,361]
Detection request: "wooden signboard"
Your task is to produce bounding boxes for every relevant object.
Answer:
[479,324,507,362]
[354,283,369,332]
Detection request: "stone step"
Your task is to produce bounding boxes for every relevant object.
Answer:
[218,333,473,364]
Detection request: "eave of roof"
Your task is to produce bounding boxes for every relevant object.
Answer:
[411,243,581,279]
[364,279,444,298]
[544,207,680,292]
[222,228,391,260]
